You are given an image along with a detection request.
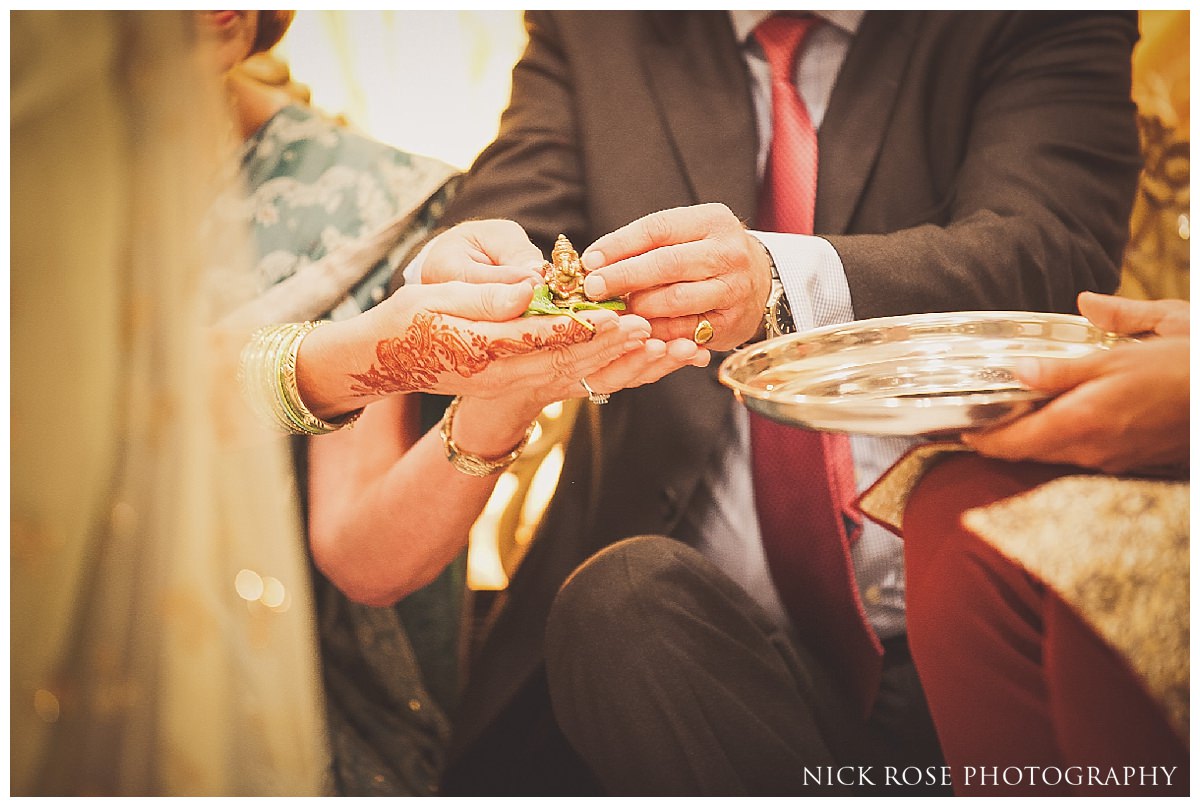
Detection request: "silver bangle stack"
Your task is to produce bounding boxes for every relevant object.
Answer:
[237,321,363,436]
[439,395,535,477]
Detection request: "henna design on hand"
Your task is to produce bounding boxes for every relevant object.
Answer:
[348,312,593,395]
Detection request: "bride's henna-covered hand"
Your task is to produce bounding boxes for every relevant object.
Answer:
[296,280,651,418]
[347,310,594,396]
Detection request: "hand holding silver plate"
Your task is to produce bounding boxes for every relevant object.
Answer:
[719,311,1130,437]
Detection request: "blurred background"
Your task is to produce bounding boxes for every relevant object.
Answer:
[278,10,527,171]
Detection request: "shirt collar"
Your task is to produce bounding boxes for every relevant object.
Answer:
[728,10,865,44]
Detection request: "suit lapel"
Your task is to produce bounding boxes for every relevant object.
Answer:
[817,11,922,234]
[641,12,760,222]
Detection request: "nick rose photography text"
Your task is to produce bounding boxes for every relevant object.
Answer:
[801,765,1179,788]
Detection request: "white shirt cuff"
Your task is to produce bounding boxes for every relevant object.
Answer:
[750,230,854,331]
[400,235,440,288]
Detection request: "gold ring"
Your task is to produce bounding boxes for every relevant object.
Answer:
[694,318,714,345]
[580,377,610,405]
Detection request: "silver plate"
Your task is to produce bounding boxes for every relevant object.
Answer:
[718,311,1126,437]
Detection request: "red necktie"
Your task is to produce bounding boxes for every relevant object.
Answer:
[751,14,883,718]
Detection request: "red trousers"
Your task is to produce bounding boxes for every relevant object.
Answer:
[902,454,1188,796]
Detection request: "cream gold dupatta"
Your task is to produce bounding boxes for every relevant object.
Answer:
[12,11,326,795]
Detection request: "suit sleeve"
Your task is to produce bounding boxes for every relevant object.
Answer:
[435,11,588,254]
[827,12,1141,318]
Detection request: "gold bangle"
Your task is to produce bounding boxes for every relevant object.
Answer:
[278,321,363,435]
[239,323,298,432]
[238,321,363,435]
[439,396,534,477]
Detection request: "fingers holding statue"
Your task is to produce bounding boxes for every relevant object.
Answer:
[579,203,774,350]
[422,218,547,287]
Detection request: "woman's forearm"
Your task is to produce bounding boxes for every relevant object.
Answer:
[306,393,543,605]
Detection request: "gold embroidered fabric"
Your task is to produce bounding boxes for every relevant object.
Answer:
[1119,10,1189,302]
[963,476,1190,744]
[856,441,972,534]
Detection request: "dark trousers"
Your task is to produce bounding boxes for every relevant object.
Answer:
[543,535,948,796]
[903,454,1189,797]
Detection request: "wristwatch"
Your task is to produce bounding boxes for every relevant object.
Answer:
[764,279,794,338]
[759,241,795,338]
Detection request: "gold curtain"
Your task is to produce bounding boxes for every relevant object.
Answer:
[1120,10,1190,301]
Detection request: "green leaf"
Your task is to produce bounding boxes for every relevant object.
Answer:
[522,284,559,314]
[569,299,626,312]
[522,284,626,332]
[522,284,596,332]
[523,285,563,315]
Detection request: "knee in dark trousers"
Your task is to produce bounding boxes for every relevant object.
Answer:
[545,535,845,796]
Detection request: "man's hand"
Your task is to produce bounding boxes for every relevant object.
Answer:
[422,219,546,286]
[963,292,1190,475]
[1076,290,1189,338]
[580,203,774,350]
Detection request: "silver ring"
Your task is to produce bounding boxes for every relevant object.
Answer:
[580,377,610,405]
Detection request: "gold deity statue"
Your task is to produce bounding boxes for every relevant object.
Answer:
[543,234,589,305]
[524,233,625,330]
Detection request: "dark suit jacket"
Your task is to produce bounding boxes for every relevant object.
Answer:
[435,10,1140,793]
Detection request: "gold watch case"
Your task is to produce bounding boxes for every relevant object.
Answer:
[764,279,795,338]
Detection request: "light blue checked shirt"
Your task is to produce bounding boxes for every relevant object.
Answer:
[678,11,911,641]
